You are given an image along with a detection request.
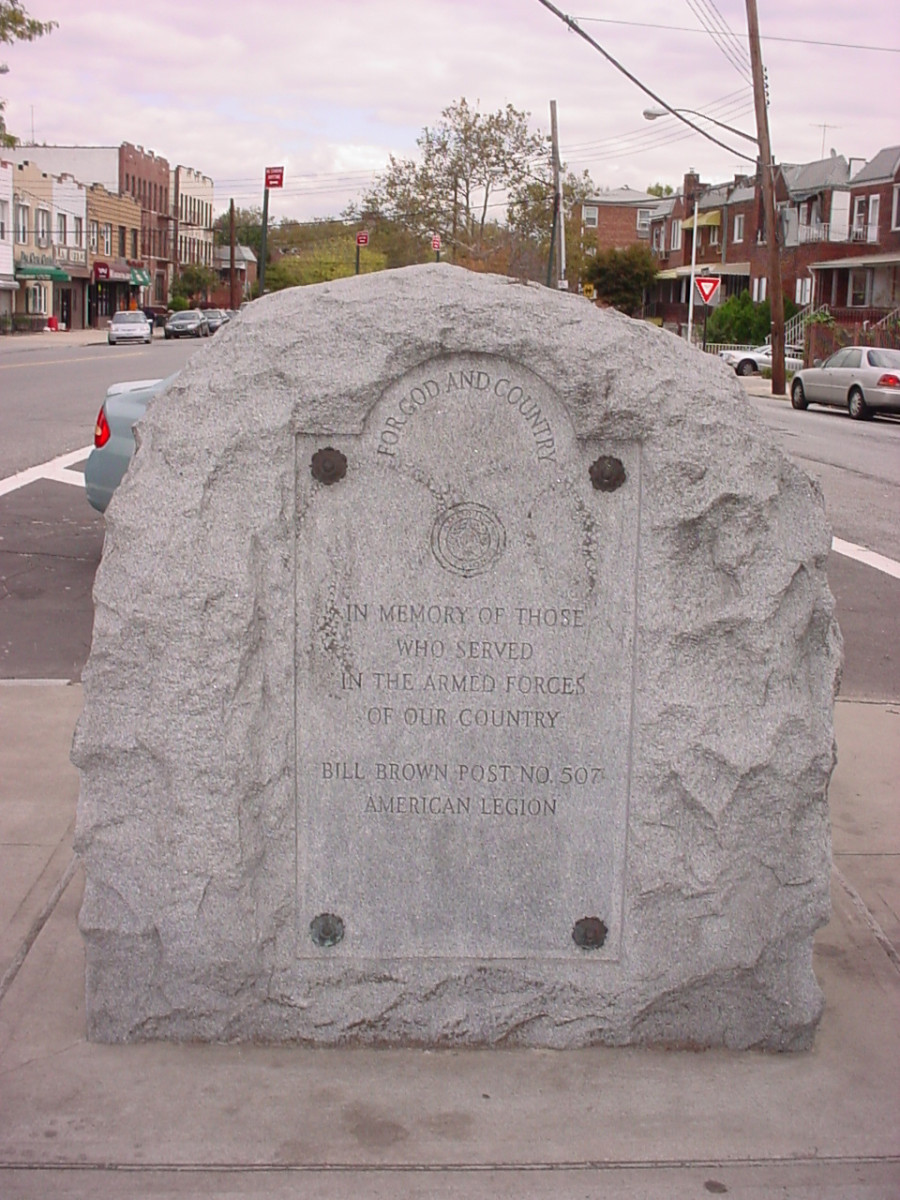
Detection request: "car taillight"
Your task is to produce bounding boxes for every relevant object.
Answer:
[94,407,111,448]
[876,373,900,388]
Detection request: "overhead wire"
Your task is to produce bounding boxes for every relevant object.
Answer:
[683,0,753,83]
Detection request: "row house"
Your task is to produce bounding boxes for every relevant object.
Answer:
[175,165,215,271]
[810,146,900,321]
[3,142,204,309]
[0,161,15,326]
[578,187,661,253]
[8,161,90,331]
[646,146,900,336]
[85,184,144,323]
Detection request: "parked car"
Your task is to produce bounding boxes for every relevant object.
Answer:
[164,309,210,339]
[107,310,152,345]
[204,308,230,333]
[719,344,805,376]
[84,377,168,512]
[790,346,900,420]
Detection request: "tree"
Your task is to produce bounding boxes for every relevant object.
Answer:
[0,1,56,147]
[356,98,549,263]
[705,289,799,345]
[212,206,264,259]
[171,263,217,303]
[583,244,658,317]
[646,182,674,197]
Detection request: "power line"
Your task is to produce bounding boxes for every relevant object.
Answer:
[573,15,900,53]
[683,0,753,83]
[534,0,756,164]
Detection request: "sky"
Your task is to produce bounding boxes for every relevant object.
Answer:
[2,0,897,225]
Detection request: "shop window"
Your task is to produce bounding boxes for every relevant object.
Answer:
[25,282,48,315]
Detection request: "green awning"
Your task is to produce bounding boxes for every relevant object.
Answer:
[130,267,151,286]
[15,264,70,282]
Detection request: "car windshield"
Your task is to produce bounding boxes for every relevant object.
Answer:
[172,313,196,322]
[113,312,145,324]
[867,349,900,369]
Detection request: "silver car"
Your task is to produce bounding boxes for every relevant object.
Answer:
[790,346,900,420]
[85,377,168,512]
[719,344,805,376]
[107,310,152,345]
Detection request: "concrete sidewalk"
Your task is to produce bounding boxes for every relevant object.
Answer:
[0,684,898,1198]
[0,326,136,354]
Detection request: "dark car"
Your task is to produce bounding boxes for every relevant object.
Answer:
[204,308,230,333]
[164,309,210,339]
[791,346,900,419]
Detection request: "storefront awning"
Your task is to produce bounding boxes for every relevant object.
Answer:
[682,211,722,230]
[130,267,152,286]
[15,264,70,282]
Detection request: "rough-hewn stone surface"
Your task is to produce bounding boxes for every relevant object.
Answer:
[73,264,841,1048]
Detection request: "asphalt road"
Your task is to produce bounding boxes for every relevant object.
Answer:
[0,343,898,701]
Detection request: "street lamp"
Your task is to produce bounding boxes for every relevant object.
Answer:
[642,107,758,146]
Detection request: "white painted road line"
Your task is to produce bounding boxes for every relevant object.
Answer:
[1,451,899,584]
[0,446,91,498]
[832,537,900,581]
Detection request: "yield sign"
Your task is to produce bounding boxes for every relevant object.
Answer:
[695,275,721,304]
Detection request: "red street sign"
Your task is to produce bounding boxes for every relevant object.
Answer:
[356,231,369,247]
[432,235,442,251]
[695,276,721,304]
[265,167,284,189]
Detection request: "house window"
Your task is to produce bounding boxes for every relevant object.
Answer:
[16,204,29,244]
[36,208,51,247]
[118,225,126,257]
[670,219,682,251]
[89,220,98,252]
[709,222,720,246]
[131,228,138,257]
[57,212,67,245]
[892,185,900,231]
[733,213,744,242]
[867,194,880,242]
[752,276,767,302]
[0,200,8,241]
[849,269,870,307]
[852,195,867,238]
[636,208,651,234]
[102,223,112,255]
[794,277,812,305]
[583,205,598,228]
[74,216,83,247]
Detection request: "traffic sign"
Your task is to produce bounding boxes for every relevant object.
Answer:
[695,276,721,304]
[356,231,369,247]
[265,166,284,189]
[432,235,442,251]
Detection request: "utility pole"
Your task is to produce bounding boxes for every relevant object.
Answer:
[229,199,238,311]
[258,185,269,297]
[547,100,563,288]
[746,0,785,395]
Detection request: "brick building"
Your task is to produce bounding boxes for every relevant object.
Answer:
[578,187,661,254]
[85,184,144,325]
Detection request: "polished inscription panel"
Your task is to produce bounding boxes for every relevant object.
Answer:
[295,355,640,960]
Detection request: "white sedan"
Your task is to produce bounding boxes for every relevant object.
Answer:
[719,344,805,376]
[107,310,152,345]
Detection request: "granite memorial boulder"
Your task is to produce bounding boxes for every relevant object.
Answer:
[73,264,841,1048]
